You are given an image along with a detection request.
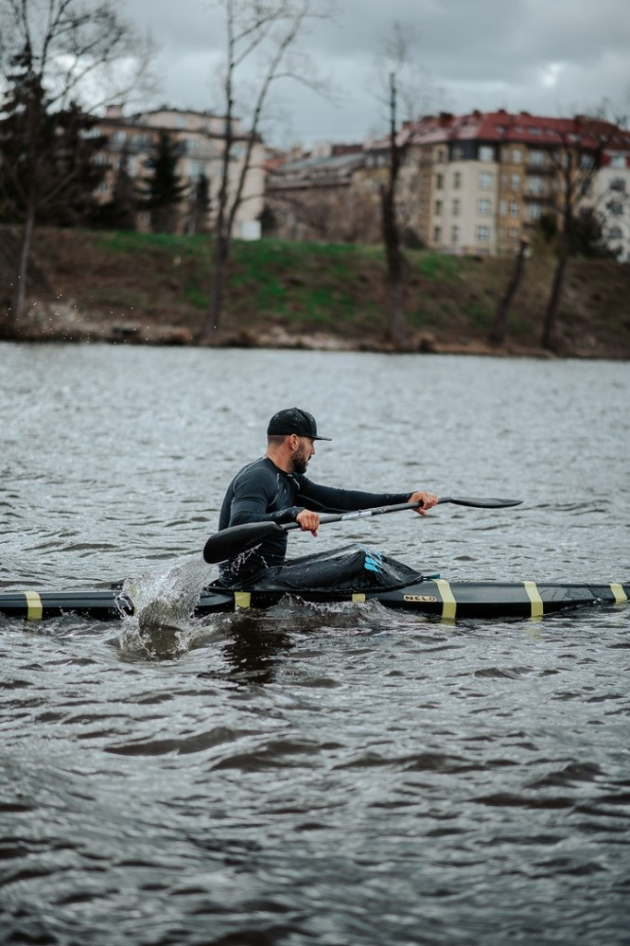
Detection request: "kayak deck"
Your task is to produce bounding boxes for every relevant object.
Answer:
[0,579,628,622]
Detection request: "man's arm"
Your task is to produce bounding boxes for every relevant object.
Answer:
[296,479,436,514]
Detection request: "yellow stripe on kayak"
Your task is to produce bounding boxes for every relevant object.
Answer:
[234,592,251,610]
[434,579,457,620]
[24,591,43,621]
[352,593,366,603]
[524,581,544,618]
[610,583,627,605]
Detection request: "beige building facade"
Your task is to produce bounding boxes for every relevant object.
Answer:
[400,111,630,258]
[93,106,266,238]
[266,111,630,260]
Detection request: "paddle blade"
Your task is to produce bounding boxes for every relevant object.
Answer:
[439,496,522,509]
[203,521,283,564]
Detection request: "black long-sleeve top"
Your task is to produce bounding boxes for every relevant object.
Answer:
[218,456,411,582]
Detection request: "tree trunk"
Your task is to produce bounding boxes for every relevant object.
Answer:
[381,72,406,351]
[207,233,230,337]
[3,205,36,338]
[541,248,568,350]
[381,186,406,349]
[488,237,528,347]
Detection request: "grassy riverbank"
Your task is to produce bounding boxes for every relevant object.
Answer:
[3,226,630,356]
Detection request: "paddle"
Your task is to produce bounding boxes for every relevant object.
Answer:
[202,496,522,564]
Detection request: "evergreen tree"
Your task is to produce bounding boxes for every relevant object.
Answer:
[0,54,107,227]
[94,143,137,230]
[186,173,211,235]
[138,130,187,233]
[0,46,107,328]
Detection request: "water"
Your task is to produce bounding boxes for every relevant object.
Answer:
[1,344,629,945]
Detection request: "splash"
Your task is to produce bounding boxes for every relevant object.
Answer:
[118,557,215,659]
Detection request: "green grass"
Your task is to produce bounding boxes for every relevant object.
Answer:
[22,227,629,355]
[411,251,462,282]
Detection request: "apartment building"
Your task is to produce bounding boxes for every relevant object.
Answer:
[400,110,630,258]
[596,148,630,261]
[265,143,371,241]
[92,105,266,238]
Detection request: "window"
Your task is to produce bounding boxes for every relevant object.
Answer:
[433,226,442,243]
[607,226,623,239]
[453,171,462,189]
[478,171,492,189]
[508,227,519,240]
[435,200,443,216]
[511,174,521,191]
[580,153,595,170]
[510,200,520,217]
[610,154,626,169]
[436,148,446,163]
[479,145,494,162]
[451,226,460,244]
[529,150,545,167]
[477,198,492,216]
[452,198,460,216]
[499,199,508,217]
[609,202,624,216]
[476,225,490,242]
[436,173,444,190]
[528,202,542,220]
[611,177,626,192]
[528,176,544,195]
[512,148,522,164]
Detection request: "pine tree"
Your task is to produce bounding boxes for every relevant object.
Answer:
[137,131,187,233]
[0,47,107,329]
[186,173,211,235]
[94,143,137,230]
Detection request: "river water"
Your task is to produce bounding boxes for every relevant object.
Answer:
[1,344,629,945]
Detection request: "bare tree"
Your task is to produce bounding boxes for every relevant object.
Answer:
[540,117,622,350]
[380,71,406,349]
[376,23,428,351]
[199,0,334,340]
[0,0,153,336]
[488,236,529,347]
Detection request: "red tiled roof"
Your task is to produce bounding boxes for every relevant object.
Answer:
[402,110,630,151]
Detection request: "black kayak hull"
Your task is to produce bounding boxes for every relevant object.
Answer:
[1,579,628,622]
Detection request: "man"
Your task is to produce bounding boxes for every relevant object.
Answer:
[216,407,438,586]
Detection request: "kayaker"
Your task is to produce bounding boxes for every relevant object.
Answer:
[216,407,438,585]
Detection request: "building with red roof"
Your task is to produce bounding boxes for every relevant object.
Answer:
[397,110,630,259]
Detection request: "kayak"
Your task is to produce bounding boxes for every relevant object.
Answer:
[1,578,627,622]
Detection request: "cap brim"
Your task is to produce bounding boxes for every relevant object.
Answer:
[313,435,332,441]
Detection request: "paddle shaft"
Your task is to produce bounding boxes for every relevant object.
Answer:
[202,496,521,564]
[282,496,521,532]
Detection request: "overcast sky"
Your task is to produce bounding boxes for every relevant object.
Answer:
[122,0,630,147]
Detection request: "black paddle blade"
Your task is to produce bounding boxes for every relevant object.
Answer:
[439,496,522,508]
[203,521,283,564]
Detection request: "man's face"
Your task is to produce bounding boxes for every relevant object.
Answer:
[291,436,315,474]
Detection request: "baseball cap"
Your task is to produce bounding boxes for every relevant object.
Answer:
[267,407,332,441]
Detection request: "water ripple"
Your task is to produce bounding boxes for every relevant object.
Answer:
[1,347,629,945]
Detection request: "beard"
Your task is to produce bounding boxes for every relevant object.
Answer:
[292,443,310,474]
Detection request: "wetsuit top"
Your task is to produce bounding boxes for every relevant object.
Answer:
[218,456,411,583]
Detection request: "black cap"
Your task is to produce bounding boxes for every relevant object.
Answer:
[267,407,332,441]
